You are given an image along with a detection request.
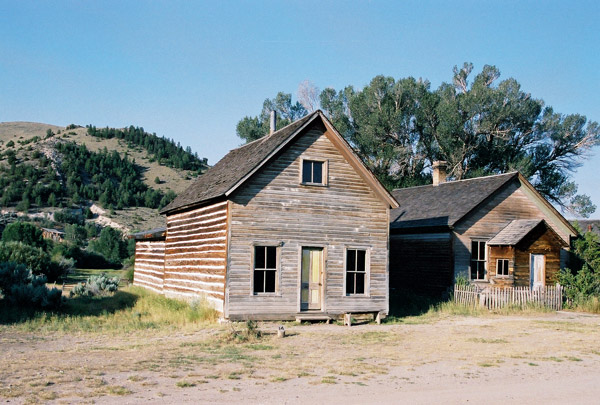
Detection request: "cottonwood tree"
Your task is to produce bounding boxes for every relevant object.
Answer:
[237,64,600,216]
[236,92,307,142]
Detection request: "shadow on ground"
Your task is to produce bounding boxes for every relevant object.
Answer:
[0,290,139,324]
[387,288,447,320]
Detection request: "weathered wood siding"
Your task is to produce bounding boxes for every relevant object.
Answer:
[389,233,453,295]
[514,228,561,287]
[227,121,389,319]
[133,240,165,293]
[164,201,227,312]
[487,246,516,287]
[453,180,571,282]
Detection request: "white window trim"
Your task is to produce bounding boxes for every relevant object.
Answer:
[496,258,510,277]
[343,246,370,297]
[250,243,282,296]
[300,158,328,186]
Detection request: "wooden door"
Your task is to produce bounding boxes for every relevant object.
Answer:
[530,254,546,289]
[301,248,323,311]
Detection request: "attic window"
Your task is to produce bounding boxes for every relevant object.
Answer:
[301,159,326,185]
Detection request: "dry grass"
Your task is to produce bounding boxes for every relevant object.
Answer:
[1,287,599,403]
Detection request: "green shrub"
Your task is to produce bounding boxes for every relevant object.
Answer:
[0,241,70,282]
[54,208,84,225]
[559,226,600,310]
[70,273,120,297]
[2,222,45,248]
[89,227,128,265]
[0,262,62,309]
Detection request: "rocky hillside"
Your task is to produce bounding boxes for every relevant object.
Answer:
[0,122,207,233]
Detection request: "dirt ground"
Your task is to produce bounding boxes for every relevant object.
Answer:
[1,311,600,404]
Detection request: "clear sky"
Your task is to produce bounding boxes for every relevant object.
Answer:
[1,1,598,217]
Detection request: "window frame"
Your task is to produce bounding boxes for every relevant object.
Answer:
[251,244,281,296]
[470,240,487,281]
[496,258,510,277]
[300,158,328,186]
[344,247,370,296]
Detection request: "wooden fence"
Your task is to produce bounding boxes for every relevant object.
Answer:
[454,284,564,311]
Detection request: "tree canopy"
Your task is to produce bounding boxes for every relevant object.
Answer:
[236,64,600,217]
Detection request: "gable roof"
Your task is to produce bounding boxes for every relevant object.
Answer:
[390,172,519,230]
[161,111,398,214]
[488,219,568,247]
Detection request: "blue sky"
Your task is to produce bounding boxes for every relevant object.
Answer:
[1,1,599,217]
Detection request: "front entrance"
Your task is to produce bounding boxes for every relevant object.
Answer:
[530,254,546,289]
[301,247,323,311]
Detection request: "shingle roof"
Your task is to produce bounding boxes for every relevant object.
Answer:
[160,112,319,214]
[390,172,519,230]
[574,220,600,237]
[487,219,543,245]
[129,227,167,240]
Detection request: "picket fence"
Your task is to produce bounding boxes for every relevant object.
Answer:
[454,284,564,311]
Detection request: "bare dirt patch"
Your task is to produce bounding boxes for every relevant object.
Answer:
[1,311,600,404]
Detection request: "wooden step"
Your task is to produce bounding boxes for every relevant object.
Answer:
[295,314,333,323]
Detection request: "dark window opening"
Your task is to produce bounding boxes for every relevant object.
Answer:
[470,241,486,280]
[302,160,324,184]
[497,259,509,276]
[254,246,277,294]
[346,249,367,295]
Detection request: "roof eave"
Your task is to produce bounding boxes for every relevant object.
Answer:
[517,173,579,236]
[318,112,399,209]
[224,112,322,198]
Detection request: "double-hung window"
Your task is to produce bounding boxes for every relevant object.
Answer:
[470,241,486,280]
[253,246,277,294]
[346,248,367,295]
[497,259,509,277]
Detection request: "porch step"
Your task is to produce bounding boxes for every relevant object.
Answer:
[295,314,333,323]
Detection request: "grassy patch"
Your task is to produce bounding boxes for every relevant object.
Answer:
[175,380,195,388]
[0,286,219,332]
[468,338,508,344]
[321,376,337,384]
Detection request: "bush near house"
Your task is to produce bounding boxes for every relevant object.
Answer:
[0,262,62,309]
[559,228,600,311]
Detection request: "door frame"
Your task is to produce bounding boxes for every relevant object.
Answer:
[530,253,546,289]
[298,245,326,312]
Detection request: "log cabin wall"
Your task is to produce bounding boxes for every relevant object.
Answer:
[164,200,228,312]
[453,180,571,282]
[513,228,562,287]
[487,245,516,287]
[389,232,453,295]
[133,240,165,293]
[227,121,389,320]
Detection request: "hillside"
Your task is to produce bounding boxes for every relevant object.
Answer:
[0,121,207,232]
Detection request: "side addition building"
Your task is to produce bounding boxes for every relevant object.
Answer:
[389,163,578,295]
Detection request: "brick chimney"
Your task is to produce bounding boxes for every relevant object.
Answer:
[432,161,447,186]
[269,110,277,135]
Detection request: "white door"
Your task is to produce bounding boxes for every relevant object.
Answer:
[530,254,546,289]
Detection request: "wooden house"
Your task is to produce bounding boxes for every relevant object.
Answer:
[389,162,578,295]
[41,227,65,242]
[133,111,398,321]
[130,227,166,293]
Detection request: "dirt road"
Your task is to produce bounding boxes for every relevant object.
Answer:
[1,311,599,404]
